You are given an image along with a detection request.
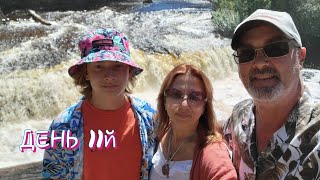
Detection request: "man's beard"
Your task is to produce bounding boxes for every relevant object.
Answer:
[247,67,283,102]
[248,84,283,101]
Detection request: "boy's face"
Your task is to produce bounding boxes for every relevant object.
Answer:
[85,61,132,98]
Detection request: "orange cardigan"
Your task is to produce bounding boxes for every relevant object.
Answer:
[190,141,238,180]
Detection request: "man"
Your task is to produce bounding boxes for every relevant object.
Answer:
[224,9,320,179]
[42,28,156,180]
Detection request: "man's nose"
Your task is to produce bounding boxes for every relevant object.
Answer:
[253,49,270,69]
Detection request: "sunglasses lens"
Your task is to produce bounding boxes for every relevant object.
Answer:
[188,92,206,106]
[264,42,289,57]
[165,89,182,100]
[164,89,206,106]
[235,41,290,64]
[235,49,256,64]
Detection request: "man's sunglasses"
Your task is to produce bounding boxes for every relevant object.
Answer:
[164,88,207,107]
[233,41,298,64]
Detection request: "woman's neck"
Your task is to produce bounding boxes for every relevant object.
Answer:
[170,124,197,145]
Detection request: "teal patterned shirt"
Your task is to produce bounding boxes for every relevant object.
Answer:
[42,96,156,180]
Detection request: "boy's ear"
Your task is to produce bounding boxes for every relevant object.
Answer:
[129,67,134,78]
[298,47,306,69]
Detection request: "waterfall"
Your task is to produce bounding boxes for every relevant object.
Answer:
[0,1,318,168]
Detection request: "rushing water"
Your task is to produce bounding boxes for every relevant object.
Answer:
[0,0,319,168]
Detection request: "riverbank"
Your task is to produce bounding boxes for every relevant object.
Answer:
[0,161,42,179]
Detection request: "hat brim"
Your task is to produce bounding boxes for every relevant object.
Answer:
[68,50,143,78]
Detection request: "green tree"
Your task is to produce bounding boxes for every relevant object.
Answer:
[271,0,288,11]
[289,0,320,37]
[212,0,320,38]
[234,0,270,20]
[211,0,320,67]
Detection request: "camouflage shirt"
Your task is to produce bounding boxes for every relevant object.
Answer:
[224,88,320,180]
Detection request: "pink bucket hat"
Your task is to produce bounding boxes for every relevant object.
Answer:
[68,28,143,78]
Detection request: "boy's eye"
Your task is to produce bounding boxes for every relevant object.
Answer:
[95,65,102,69]
[115,65,123,69]
[93,64,103,71]
[113,64,127,71]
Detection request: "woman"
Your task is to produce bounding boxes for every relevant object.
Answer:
[150,64,237,180]
[42,28,156,180]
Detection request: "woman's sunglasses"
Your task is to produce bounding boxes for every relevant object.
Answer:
[164,88,207,107]
[233,41,299,64]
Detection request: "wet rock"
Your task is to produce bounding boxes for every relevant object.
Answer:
[143,0,153,3]
[0,161,43,179]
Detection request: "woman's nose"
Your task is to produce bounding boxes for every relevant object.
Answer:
[180,95,189,106]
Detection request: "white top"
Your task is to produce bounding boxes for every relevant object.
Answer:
[150,143,193,180]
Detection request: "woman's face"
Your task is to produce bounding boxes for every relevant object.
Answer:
[164,74,207,129]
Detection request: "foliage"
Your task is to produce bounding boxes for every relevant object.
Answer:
[211,0,270,37]
[211,0,320,38]
[289,0,320,37]
[234,0,270,20]
[211,8,240,37]
[211,0,236,10]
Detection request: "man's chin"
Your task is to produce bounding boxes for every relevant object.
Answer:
[248,87,280,102]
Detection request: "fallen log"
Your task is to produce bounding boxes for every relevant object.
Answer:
[28,10,51,25]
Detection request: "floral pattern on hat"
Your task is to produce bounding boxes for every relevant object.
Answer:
[68,28,143,77]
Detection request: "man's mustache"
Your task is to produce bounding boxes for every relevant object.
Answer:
[249,68,280,80]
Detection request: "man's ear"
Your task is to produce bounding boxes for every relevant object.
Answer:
[299,47,307,69]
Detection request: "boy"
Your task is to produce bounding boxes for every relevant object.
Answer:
[42,28,156,180]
